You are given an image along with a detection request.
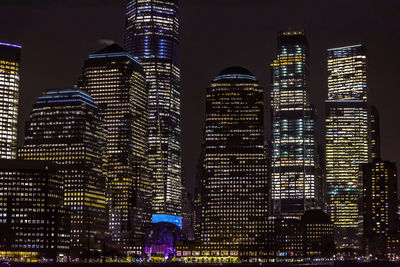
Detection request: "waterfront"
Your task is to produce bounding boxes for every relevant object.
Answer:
[7,262,400,267]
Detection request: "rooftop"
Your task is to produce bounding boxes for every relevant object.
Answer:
[213,66,256,82]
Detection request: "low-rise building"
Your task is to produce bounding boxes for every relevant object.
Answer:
[0,159,69,262]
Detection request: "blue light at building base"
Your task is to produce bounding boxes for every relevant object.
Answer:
[152,214,182,229]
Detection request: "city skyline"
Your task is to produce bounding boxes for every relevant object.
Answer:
[0,0,399,262]
[0,1,399,193]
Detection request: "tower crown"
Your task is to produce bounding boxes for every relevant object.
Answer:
[213,66,256,82]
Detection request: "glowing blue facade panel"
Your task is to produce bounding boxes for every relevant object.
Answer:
[152,214,182,229]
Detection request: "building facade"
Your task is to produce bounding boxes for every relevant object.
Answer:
[361,159,398,259]
[270,31,320,217]
[0,42,20,159]
[124,0,183,219]
[264,218,303,262]
[201,67,268,256]
[0,159,69,261]
[79,44,152,253]
[325,44,369,252]
[18,89,107,259]
[370,106,381,160]
[301,209,335,259]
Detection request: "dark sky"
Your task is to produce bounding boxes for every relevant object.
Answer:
[1,0,399,193]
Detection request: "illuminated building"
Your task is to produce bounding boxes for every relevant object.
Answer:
[301,209,334,259]
[124,0,183,219]
[79,44,151,253]
[0,159,69,261]
[325,44,368,252]
[176,243,240,264]
[361,159,398,259]
[18,89,107,259]
[201,67,268,256]
[0,42,20,159]
[270,31,320,217]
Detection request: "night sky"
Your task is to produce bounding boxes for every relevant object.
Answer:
[1,0,399,193]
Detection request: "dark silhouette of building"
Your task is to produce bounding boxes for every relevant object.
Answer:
[79,44,152,255]
[0,159,69,261]
[124,0,183,219]
[182,190,194,241]
[301,209,335,259]
[270,31,320,217]
[262,210,334,262]
[193,137,205,243]
[18,89,107,259]
[264,218,303,262]
[0,42,21,159]
[370,106,381,160]
[201,67,268,257]
[361,159,398,259]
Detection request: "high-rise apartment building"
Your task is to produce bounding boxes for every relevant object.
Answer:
[361,159,398,259]
[79,44,151,253]
[0,42,20,159]
[201,67,268,255]
[124,0,183,220]
[270,31,320,217]
[0,159,69,262]
[325,44,369,252]
[18,89,107,259]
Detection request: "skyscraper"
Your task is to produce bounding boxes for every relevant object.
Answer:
[18,89,107,259]
[201,67,268,255]
[270,31,320,217]
[79,44,151,253]
[361,159,398,259]
[124,0,183,219]
[0,42,20,159]
[325,44,369,252]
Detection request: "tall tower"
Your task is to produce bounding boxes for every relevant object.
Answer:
[18,89,107,259]
[79,44,152,252]
[0,42,21,159]
[201,67,268,254]
[325,44,369,252]
[270,31,320,217]
[124,0,183,219]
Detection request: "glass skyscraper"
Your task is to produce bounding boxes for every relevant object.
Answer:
[124,0,183,219]
[201,67,268,255]
[79,44,152,253]
[325,44,369,252]
[270,31,320,217]
[0,42,20,159]
[18,89,107,259]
